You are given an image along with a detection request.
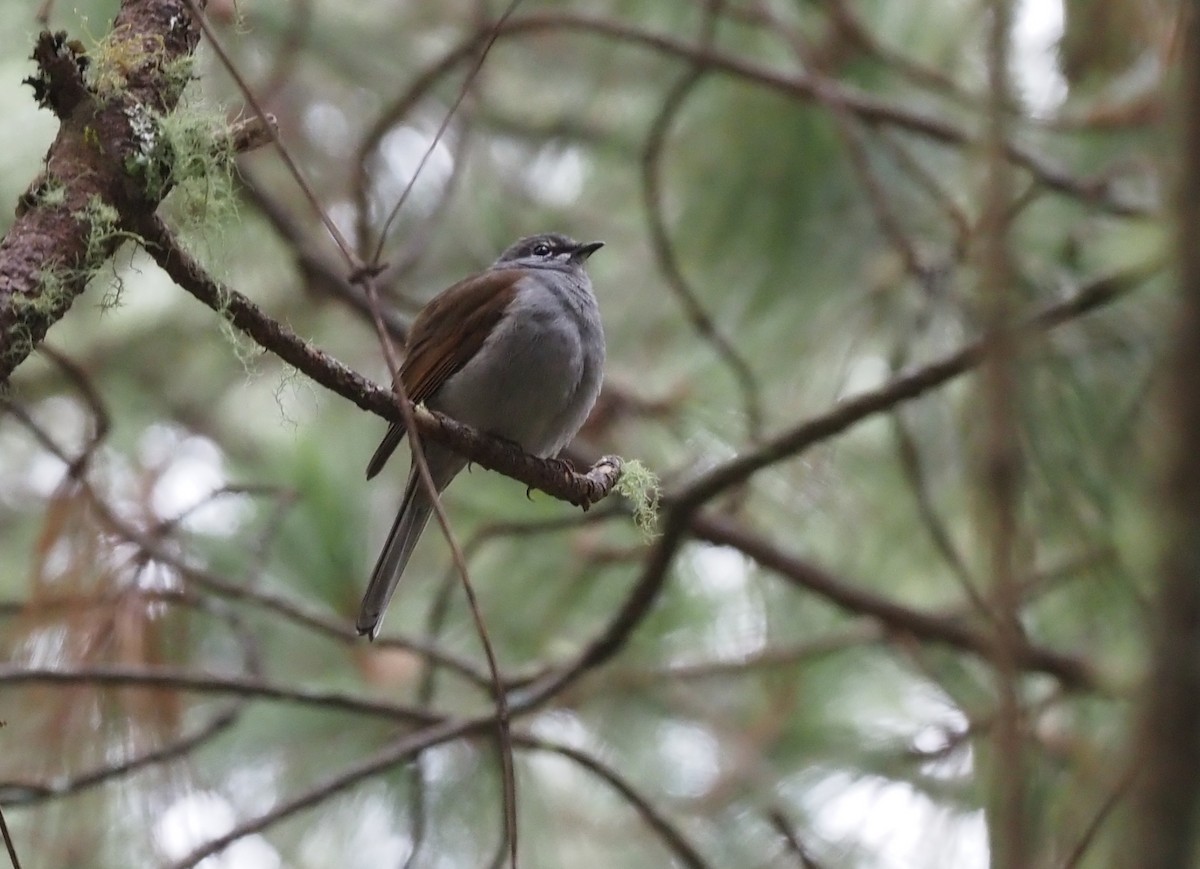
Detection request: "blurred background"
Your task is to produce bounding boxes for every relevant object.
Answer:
[0,0,1181,866]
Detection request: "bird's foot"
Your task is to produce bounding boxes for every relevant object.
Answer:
[547,455,577,476]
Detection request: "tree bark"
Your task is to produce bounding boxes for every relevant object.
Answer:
[1126,5,1200,867]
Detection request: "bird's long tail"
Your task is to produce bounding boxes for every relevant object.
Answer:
[357,449,462,639]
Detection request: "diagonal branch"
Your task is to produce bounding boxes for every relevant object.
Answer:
[0,703,240,807]
[513,734,712,869]
[672,266,1150,511]
[640,0,764,442]
[133,215,625,510]
[512,265,1149,705]
[168,714,492,869]
[364,12,1148,219]
[690,514,1098,690]
[0,801,20,869]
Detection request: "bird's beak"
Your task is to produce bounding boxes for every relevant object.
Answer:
[574,241,604,262]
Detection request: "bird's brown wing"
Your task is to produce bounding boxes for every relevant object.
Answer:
[365,269,522,479]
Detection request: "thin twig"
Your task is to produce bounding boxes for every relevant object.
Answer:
[169,714,493,869]
[0,665,441,724]
[641,0,764,442]
[350,10,527,856]
[182,0,363,272]
[0,703,239,807]
[1061,763,1135,869]
[0,802,21,869]
[691,514,1097,689]
[891,412,987,612]
[36,346,109,475]
[373,12,1149,217]
[378,112,478,295]
[452,537,519,869]
[368,0,524,268]
[359,117,513,869]
[514,734,712,869]
[879,129,972,256]
[767,808,822,869]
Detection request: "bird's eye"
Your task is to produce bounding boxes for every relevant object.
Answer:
[532,242,552,257]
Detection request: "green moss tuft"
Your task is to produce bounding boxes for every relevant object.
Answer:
[158,102,238,231]
[615,460,661,539]
[36,180,68,209]
[122,94,238,239]
[76,195,120,259]
[87,26,164,101]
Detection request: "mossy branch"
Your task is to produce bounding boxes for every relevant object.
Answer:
[0,1,273,385]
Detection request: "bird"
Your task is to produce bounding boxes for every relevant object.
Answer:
[357,232,606,639]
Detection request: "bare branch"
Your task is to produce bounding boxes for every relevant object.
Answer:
[364,12,1148,218]
[0,703,239,807]
[767,808,823,869]
[514,734,713,869]
[673,266,1149,512]
[0,800,21,869]
[512,266,1144,706]
[168,714,492,869]
[134,215,625,510]
[690,514,1098,690]
[0,665,441,724]
[641,0,764,442]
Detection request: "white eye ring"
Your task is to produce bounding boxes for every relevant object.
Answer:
[533,243,551,257]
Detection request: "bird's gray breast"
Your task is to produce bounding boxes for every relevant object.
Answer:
[433,270,604,457]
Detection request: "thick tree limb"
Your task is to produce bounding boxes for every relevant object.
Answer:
[0,2,205,382]
[1125,6,1200,866]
